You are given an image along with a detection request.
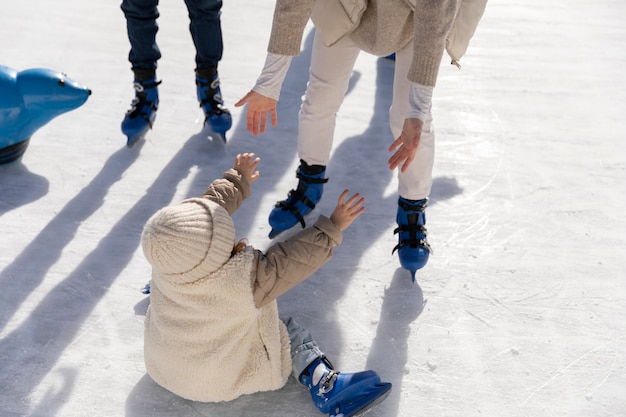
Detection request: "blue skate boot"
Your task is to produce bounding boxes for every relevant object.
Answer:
[121,75,161,147]
[300,358,392,417]
[268,160,327,238]
[196,67,232,142]
[392,197,432,282]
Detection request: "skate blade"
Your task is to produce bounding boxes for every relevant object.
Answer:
[124,125,150,148]
[268,210,305,239]
[123,114,155,148]
[126,133,146,148]
[338,383,392,417]
[203,114,231,143]
[200,125,228,143]
[268,228,283,239]
[213,131,227,143]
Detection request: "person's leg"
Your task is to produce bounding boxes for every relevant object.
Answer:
[183,0,223,68]
[298,33,361,166]
[183,0,231,138]
[389,40,435,280]
[390,39,435,201]
[121,0,161,74]
[268,33,360,238]
[282,317,392,417]
[120,0,161,146]
[282,316,324,378]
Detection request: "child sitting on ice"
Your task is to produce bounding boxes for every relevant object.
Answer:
[140,153,391,417]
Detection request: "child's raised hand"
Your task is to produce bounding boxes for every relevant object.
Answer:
[234,153,260,184]
[329,190,365,232]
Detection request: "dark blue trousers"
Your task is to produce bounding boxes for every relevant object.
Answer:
[121,0,223,70]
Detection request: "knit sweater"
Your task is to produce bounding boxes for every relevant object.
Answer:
[268,0,459,86]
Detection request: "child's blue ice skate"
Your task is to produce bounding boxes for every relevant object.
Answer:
[121,78,161,147]
[268,161,327,238]
[196,67,232,142]
[392,197,432,282]
[300,358,392,417]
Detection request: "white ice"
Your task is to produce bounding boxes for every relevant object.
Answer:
[1,0,625,416]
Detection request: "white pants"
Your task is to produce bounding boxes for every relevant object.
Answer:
[298,32,435,201]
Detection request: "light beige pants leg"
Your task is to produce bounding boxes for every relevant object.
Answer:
[390,40,435,201]
[297,32,361,166]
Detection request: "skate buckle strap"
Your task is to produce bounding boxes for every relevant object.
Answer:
[276,190,310,228]
[398,198,428,213]
[195,77,220,90]
[197,77,227,114]
[133,79,161,92]
[275,171,328,228]
[126,80,161,120]
[393,198,431,254]
[392,233,432,255]
[318,370,339,395]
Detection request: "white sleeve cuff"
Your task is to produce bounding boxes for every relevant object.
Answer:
[406,82,434,122]
[251,53,292,101]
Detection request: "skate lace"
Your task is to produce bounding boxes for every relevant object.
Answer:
[126,81,160,117]
[198,77,226,112]
[317,370,339,395]
[127,94,142,114]
[126,97,144,116]
[275,171,328,229]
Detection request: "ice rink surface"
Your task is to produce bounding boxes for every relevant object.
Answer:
[1,0,625,416]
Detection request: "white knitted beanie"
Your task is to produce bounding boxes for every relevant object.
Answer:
[141,198,235,281]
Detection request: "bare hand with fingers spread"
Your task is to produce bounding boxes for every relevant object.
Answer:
[233,153,261,184]
[388,117,423,173]
[330,190,366,231]
[234,91,277,136]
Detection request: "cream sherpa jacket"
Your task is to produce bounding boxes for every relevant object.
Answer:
[143,169,343,402]
[268,0,487,86]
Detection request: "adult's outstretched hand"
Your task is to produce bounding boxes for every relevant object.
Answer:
[388,117,423,173]
[235,90,277,136]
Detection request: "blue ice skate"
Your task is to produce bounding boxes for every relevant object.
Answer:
[300,358,392,417]
[196,68,232,142]
[392,197,432,282]
[121,78,161,147]
[268,161,327,238]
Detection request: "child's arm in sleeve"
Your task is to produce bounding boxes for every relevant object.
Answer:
[200,168,251,216]
[250,215,343,308]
